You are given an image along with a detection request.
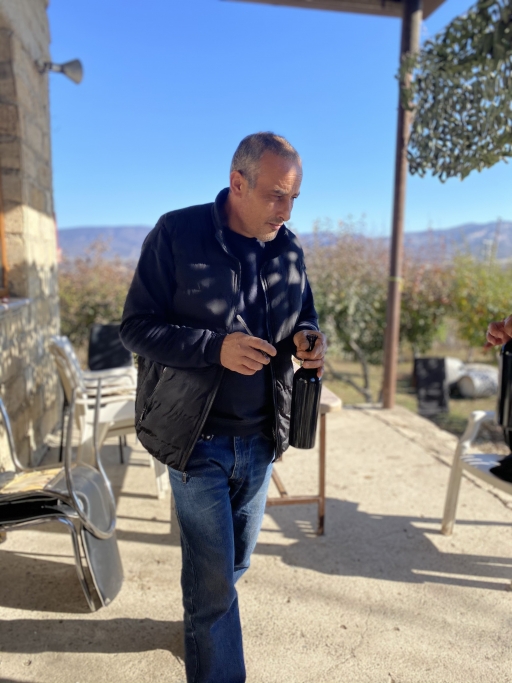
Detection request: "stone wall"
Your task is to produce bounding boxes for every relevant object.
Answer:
[0,0,60,466]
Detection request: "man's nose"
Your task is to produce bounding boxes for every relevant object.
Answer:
[278,198,293,222]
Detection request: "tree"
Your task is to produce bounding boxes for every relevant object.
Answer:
[400,256,452,356]
[58,240,134,349]
[305,224,456,400]
[403,0,512,181]
[305,225,390,401]
[450,252,512,354]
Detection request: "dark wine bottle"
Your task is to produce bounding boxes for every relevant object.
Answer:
[497,339,512,450]
[289,334,322,449]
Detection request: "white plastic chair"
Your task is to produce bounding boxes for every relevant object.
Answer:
[55,335,137,390]
[50,338,136,464]
[49,337,169,498]
[52,335,136,463]
[441,410,512,536]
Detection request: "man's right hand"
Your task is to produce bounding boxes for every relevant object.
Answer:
[486,315,512,347]
[220,332,276,375]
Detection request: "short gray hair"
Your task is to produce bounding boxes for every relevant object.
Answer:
[230,132,301,188]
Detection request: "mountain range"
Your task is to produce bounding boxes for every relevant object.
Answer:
[57,220,512,262]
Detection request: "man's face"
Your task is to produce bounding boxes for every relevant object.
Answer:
[230,152,302,241]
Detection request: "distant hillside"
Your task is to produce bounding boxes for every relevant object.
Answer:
[58,220,512,262]
[402,221,512,261]
[58,226,152,261]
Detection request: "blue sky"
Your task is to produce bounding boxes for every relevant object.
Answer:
[48,0,511,235]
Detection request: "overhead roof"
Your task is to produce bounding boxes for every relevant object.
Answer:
[222,0,446,19]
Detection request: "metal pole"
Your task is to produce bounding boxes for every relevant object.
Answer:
[382,0,423,409]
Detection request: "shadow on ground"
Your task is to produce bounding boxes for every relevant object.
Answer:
[0,617,184,657]
[0,549,91,613]
[260,498,512,591]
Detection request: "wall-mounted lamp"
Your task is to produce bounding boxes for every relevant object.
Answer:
[36,59,83,84]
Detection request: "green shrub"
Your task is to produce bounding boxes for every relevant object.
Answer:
[58,240,134,349]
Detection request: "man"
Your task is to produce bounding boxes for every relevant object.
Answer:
[120,132,326,683]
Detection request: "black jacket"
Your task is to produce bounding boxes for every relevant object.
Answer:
[120,189,319,471]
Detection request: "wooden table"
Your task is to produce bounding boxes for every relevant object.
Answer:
[266,386,342,535]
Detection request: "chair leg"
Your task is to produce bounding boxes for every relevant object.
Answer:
[441,445,464,536]
[57,517,100,611]
[118,437,124,465]
[59,399,70,463]
[149,456,169,498]
[0,530,7,544]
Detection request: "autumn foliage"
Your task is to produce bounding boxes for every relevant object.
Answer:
[58,241,134,349]
[58,233,512,383]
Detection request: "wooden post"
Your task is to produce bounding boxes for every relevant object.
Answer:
[382,0,423,409]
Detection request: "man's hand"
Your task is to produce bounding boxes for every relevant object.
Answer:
[293,330,327,378]
[220,332,277,375]
[486,315,512,347]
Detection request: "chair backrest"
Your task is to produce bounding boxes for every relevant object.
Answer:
[88,324,133,371]
[49,337,88,436]
[49,336,87,394]
[0,397,24,473]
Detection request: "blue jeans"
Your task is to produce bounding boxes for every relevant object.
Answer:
[168,433,274,683]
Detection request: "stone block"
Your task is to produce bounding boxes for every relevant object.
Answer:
[1,168,22,204]
[0,351,22,383]
[3,203,23,234]
[0,61,15,100]
[11,36,45,91]
[24,208,57,258]
[41,132,50,160]
[27,181,47,213]
[20,116,43,157]
[7,271,29,299]
[0,101,18,136]
[14,68,42,123]
[3,373,26,415]
[4,229,25,265]
[37,160,51,193]
[0,138,22,171]
[19,141,38,179]
[0,29,12,62]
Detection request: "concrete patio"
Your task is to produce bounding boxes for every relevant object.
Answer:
[1,405,512,683]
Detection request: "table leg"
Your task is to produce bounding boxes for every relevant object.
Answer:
[271,468,289,498]
[318,412,326,535]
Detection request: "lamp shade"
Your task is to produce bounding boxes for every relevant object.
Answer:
[60,60,83,84]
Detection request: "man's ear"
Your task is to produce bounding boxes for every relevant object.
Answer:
[229,170,245,197]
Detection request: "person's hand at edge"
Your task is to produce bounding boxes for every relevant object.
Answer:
[220,332,276,375]
[293,330,327,378]
[485,315,512,348]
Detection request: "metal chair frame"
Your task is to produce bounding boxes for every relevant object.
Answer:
[0,387,123,610]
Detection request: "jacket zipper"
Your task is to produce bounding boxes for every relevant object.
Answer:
[136,367,167,429]
[177,365,225,471]
[260,264,280,453]
[177,262,241,472]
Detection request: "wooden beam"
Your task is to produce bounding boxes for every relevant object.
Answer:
[224,0,402,18]
[223,0,444,19]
